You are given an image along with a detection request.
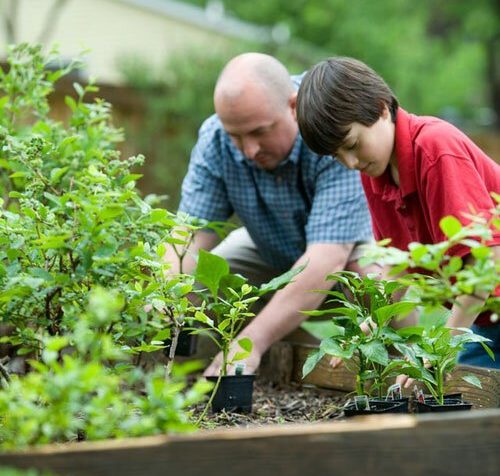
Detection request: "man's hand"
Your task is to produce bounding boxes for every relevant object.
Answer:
[203,341,262,376]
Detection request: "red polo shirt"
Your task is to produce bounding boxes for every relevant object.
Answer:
[361,108,500,326]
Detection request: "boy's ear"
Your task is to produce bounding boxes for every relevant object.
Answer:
[381,102,391,119]
[290,91,298,120]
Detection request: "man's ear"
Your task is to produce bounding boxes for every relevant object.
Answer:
[290,91,298,120]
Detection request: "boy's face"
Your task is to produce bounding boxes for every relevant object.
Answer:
[334,106,396,177]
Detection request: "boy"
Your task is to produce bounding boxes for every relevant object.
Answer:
[296,56,500,368]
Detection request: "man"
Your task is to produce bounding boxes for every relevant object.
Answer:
[166,53,373,376]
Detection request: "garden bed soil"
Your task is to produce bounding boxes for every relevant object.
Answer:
[196,378,346,429]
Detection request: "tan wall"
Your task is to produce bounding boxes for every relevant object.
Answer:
[0,0,234,84]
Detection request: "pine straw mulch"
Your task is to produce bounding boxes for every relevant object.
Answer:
[196,378,348,430]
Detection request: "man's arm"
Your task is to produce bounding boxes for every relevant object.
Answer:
[203,242,354,376]
[163,230,221,274]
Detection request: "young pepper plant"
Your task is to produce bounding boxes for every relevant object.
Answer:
[302,271,418,398]
[395,306,493,404]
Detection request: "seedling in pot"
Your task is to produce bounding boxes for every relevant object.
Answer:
[302,271,418,414]
[193,250,304,417]
[395,306,493,410]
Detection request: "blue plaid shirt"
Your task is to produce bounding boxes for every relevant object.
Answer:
[179,79,373,271]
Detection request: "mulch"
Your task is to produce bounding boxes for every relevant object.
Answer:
[196,379,348,429]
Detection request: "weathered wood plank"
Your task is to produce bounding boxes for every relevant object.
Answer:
[292,344,500,408]
[292,344,357,392]
[0,410,499,476]
[259,341,294,386]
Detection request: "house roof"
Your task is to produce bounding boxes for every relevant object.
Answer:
[116,0,275,42]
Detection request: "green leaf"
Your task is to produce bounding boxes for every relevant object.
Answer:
[461,374,482,389]
[73,82,85,97]
[9,171,28,178]
[194,249,229,297]
[320,338,354,359]
[50,166,69,184]
[237,337,253,353]
[45,336,69,352]
[153,329,171,341]
[439,216,462,238]
[471,246,491,260]
[409,243,429,262]
[302,348,325,378]
[359,340,389,366]
[194,310,214,327]
[232,351,250,362]
[65,95,77,110]
[258,263,305,295]
[217,318,231,332]
[300,320,345,340]
[418,306,450,331]
[374,301,416,326]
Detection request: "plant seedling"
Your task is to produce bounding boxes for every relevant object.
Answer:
[302,271,418,398]
[193,250,304,416]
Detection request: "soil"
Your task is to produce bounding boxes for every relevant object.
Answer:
[196,378,347,429]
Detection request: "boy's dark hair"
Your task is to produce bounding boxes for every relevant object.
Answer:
[296,57,399,156]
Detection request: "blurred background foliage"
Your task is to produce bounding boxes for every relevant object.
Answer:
[117,0,499,207]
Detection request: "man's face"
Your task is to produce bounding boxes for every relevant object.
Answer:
[216,87,298,171]
[334,107,396,177]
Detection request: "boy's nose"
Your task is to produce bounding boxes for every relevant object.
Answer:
[343,154,359,170]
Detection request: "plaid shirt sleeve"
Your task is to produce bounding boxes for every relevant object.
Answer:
[178,117,234,222]
[305,156,373,244]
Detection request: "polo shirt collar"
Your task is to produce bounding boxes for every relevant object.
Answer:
[394,108,417,197]
[368,107,417,197]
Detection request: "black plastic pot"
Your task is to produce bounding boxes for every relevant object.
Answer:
[343,398,409,417]
[415,393,472,413]
[163,330,198,357]
[207,374,255,413]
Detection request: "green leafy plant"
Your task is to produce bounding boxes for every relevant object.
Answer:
[360,200,499,315]
[0,43,203,365]
[356,205,499,404]
[395,307,493,404]
[0,288,211,449]
[302,271,418,397]
[192,250,303,417]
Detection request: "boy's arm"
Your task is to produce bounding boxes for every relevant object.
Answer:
[447,246,499,332]
[203,242,355,376]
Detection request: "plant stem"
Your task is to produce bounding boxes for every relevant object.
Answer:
[196,371,223,424]
[164,325,180,380]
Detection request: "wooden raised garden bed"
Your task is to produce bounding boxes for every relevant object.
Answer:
[1,342,499,476]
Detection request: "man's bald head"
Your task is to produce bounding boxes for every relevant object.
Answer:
[213,53,299,170]
[214,53,295,111]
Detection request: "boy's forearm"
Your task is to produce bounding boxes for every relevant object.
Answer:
[447,246,498,333]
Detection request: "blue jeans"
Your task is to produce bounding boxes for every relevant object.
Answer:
[458,324,500,368]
